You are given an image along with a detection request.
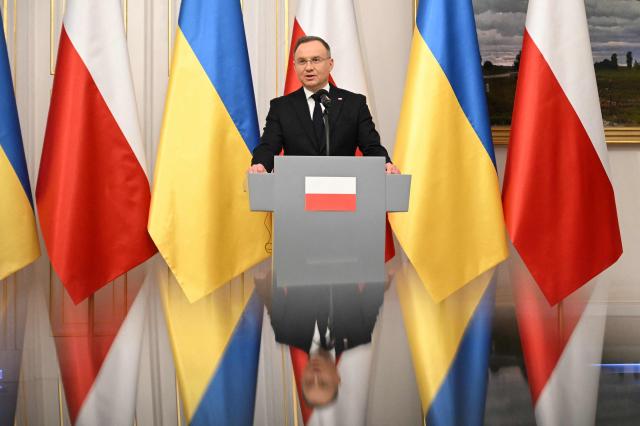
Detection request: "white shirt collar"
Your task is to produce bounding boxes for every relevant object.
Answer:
[304,83,331,100]
[310,320,336,360]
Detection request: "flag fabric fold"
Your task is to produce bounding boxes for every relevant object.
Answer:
[389,0,508,303]
[390,0,505,423]
[147,0,269,303]
[396,263,495,426]
[34,1,156,423]
[68,265,154,426]
[502,0,622,306]
[36,0,156,305]
[149,0,265,422]
[511,254,607,426]
[503,0,622,424]
[0,16,40,280]
[160,268,263,425]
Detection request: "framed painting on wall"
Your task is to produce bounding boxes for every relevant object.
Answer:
[473,0,640,144]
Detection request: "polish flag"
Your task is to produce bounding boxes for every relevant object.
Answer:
[511,254,607,426]
[305,176,357,211]
[502,0,622,424]
[502,0,622,306]
[35,0,156,424]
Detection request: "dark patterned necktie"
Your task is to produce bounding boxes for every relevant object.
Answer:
[312,92,325,150]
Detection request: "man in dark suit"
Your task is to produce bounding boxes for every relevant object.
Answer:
[248,35,399,174]
[268,283,385,407]
[269,283,384,356]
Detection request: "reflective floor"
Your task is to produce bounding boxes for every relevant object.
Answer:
[485,303,640,425]
[2,256,639,425]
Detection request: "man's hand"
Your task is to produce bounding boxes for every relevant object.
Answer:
[385,162,400,174]
[248,163,267,174]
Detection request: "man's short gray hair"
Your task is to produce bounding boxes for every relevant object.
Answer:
[293,35,332,57]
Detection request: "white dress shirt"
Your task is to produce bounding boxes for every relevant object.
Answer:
[309,320,336,361]
[303,83,331,119]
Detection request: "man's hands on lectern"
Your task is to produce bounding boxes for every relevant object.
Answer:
[248,163,267,173]
[385,162,400,174]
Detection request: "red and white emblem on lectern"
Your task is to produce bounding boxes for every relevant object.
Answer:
[304,176,356,211]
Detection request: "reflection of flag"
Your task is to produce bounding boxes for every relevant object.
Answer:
[511,254,607,426]
[34,1,156,424]
[149,0,264,422]
[397,263,495,425]
[52,262,153,426]
[389,0,508,303]
[160,269,263,424]
[36,1,156,304]
[390,0,505,423]
[305,176,357,211]
[0,16,40,280]
[503,0,622,424]
[502,0,622,306]
[148,0,269,303]
[285,1,382,423]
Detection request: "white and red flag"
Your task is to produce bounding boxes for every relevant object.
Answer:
[511,255,608,426]
[35,0,156,424]
[305,176,357,211]
[502,0,622,424]
[285,1,380,424]
[502,0,622,306]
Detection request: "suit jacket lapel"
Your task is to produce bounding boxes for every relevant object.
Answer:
[288,88,319,151]
[328,85,345,142]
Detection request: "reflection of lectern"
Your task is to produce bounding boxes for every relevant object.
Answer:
[248,156,410,288]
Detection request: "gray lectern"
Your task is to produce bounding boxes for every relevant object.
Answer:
[248,156,410,288]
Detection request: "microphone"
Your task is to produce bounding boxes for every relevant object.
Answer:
[317,89,332,108]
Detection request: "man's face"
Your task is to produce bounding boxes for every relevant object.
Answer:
[293,40,334,92]
[301,351,341,407]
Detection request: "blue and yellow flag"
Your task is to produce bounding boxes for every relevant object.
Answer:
[149,1,265,421]
[0,18,40,279]
[160,265,263,425]
[148,0,270,302]
[396,263,495,425]
[389,0,507,303]
[390,0,506,423]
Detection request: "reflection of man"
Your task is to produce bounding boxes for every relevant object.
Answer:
[248,35,399,174]
[268,284,385,407]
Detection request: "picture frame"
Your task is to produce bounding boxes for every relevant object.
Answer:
[474,0,640,145]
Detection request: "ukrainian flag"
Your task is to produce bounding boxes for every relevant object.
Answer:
[0,17,40,279]
[390,0,506,423]
[160,267,263,425]
[389,0,507,302]
[148,0,269,302]
[396,263,495,425]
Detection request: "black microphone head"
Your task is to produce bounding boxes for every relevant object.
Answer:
[317,89,332,108]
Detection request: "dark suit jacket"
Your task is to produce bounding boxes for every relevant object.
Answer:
[269,284,384,356]
[251,85,391,172]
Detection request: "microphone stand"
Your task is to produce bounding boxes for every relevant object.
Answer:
[323,110,330,156]
[319,90,331,156]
